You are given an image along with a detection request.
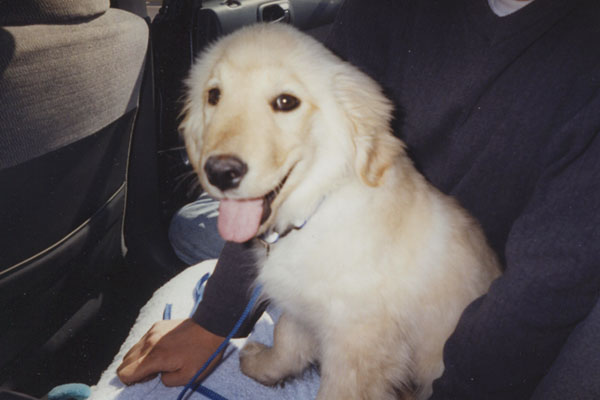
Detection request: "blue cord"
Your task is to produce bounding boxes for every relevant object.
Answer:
[177,283,263,400]
[163,303,173,320]
[191,273,211,317]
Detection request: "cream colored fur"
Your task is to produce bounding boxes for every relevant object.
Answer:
[181,24,501,400]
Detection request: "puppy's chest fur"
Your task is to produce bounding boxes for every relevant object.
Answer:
[253,180,429,331]
[252,172,499,364]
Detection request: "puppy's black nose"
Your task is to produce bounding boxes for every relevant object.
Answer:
[204,155,248,191]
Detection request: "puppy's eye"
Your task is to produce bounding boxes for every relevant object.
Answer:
[271,94,300,112]
[207,88,220,105]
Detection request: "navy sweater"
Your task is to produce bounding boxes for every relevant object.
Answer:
[193,0,600,398]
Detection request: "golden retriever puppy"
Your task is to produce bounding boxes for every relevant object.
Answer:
[180,23,501,400]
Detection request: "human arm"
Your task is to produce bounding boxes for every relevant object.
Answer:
[191,241,266,337]
[117,241,265,386]
[116,318,225,386]
[430,103,600,399]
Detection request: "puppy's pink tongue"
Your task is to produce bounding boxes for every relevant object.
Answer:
[217,198,263,243]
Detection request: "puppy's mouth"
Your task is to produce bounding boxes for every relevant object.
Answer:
[217,167,293,243]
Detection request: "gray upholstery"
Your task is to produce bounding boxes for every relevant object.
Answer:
[0,0,151,381]
[0,8,148,169]
[0,0,109,26]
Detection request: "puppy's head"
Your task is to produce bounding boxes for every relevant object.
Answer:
[180,23,403,243]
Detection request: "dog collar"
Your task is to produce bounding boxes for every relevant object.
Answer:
[258,219,306,246]
[257,197,324,252]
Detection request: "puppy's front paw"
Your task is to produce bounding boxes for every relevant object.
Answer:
[240,340,268,359]
[240,341,286,386]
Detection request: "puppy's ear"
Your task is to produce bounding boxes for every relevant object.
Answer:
[179,55,215,170]
[179,96,204,170]
[333,66,403,187]
[178,42,225,170]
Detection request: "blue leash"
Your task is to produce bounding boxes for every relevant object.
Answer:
[191,273,211,316]
[176,281,263,400]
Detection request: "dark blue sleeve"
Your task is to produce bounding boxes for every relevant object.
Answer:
[430,96,600,399]
[192,241,266,337]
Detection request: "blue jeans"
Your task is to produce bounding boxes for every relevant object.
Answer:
[168,193,226,265]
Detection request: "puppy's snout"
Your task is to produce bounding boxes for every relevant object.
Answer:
[204,155,248,191]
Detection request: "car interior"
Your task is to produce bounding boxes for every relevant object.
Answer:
[0,0,341,398]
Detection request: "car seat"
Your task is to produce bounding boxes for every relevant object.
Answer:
[0,0,148,385]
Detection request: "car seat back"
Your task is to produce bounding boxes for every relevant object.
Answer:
[0,0,148,373]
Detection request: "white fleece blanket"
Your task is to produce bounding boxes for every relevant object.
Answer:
[90,260,319,400]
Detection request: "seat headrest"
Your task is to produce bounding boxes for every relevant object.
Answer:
[0,0,109,26]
